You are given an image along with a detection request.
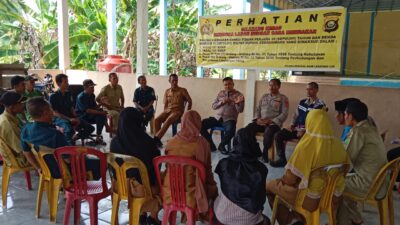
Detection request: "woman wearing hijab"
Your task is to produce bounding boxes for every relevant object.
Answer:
[214,127,270,225]
[110,107,161,225]
[163,110,218,219]
[266,109,349,225]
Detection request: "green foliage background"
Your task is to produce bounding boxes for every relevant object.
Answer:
[0,0,230,77]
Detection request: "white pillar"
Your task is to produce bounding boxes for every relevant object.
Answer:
[57,0,70,71]
[137,0,149,76]
[196,0,204,78]
[239,0,247,80]
[244,0,263,124]
[107,0,117,55]
[159,0,168,76]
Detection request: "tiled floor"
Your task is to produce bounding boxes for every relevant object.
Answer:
[1,128,399,225]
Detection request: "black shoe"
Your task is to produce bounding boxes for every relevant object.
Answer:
[270,158,287,168]
[139,214,147,225]
[146,216,161,225]
[262,155,269,163]
[218,144,229,155]
[210,143,217,152]
[154,137,163,148]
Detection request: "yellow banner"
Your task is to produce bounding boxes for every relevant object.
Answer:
[196,7,346,71]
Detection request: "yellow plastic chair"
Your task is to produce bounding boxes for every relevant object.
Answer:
[107,153,156,225]
[0,138,35,208]
[30,145,63,223]
[343,157,400,225]
[271,164,350,225]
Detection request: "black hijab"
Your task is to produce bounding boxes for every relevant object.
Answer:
[110,107,160,184]
[215,127,268,214]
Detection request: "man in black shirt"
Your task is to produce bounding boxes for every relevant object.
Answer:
[49,74,94,145]
[133,75,156,128]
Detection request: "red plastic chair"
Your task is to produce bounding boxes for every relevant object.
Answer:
[55,146,111,225]
[153,155,213,225]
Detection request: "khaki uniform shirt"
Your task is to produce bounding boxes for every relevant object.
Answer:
[212,89,244,122]
[255,93,289,127]
[344,120,388,197]
[0,111,29,168]
[163,87,191,114]
[96,84,124,110]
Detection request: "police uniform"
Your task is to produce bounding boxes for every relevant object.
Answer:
[246,93,289,161]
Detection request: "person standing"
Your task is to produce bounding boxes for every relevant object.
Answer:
[200,77,244,153]
[246,78,289,162]
[96,72,125,132]
[153,74,192,147]
[133,75,156,128]
[271,82,325,167]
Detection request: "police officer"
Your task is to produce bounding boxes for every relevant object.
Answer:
[246,78,289,162]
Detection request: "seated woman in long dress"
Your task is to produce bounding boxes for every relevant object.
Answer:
[266,109,349,225]
[110,107,161,225]
[214,127,270,225]
[163,110,218,220]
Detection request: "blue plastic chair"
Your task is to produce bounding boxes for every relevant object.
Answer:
[210,126,225,142]
[172,119,181,136]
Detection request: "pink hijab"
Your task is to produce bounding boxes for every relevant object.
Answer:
[175,110,211,213]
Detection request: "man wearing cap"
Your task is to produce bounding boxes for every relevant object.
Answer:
[0,91,30,168]
[23,75,43,122]
[76,79,107,145]
[49,74,94,145]
[24,75,42,99]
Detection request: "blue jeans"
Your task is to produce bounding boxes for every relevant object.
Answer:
[200,117,236,150]
[54,117,95,145]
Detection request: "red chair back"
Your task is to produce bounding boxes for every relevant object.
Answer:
[54,146,108,198]
[153,155,206,209]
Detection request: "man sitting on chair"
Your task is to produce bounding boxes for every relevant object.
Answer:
[200,77,244,154]
[246,78,289,163]
[96,72,124,133]
[270,82,325,167]
[49,74,94,145]
[76,79,107,145]
[153,74,192,147]
[133,75,156,129]
[21,97,100,179]
[20,97,68,178]
[336,101,388,225]
[0,92,30,168]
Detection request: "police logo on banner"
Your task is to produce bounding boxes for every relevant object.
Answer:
[323,12,342,33]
